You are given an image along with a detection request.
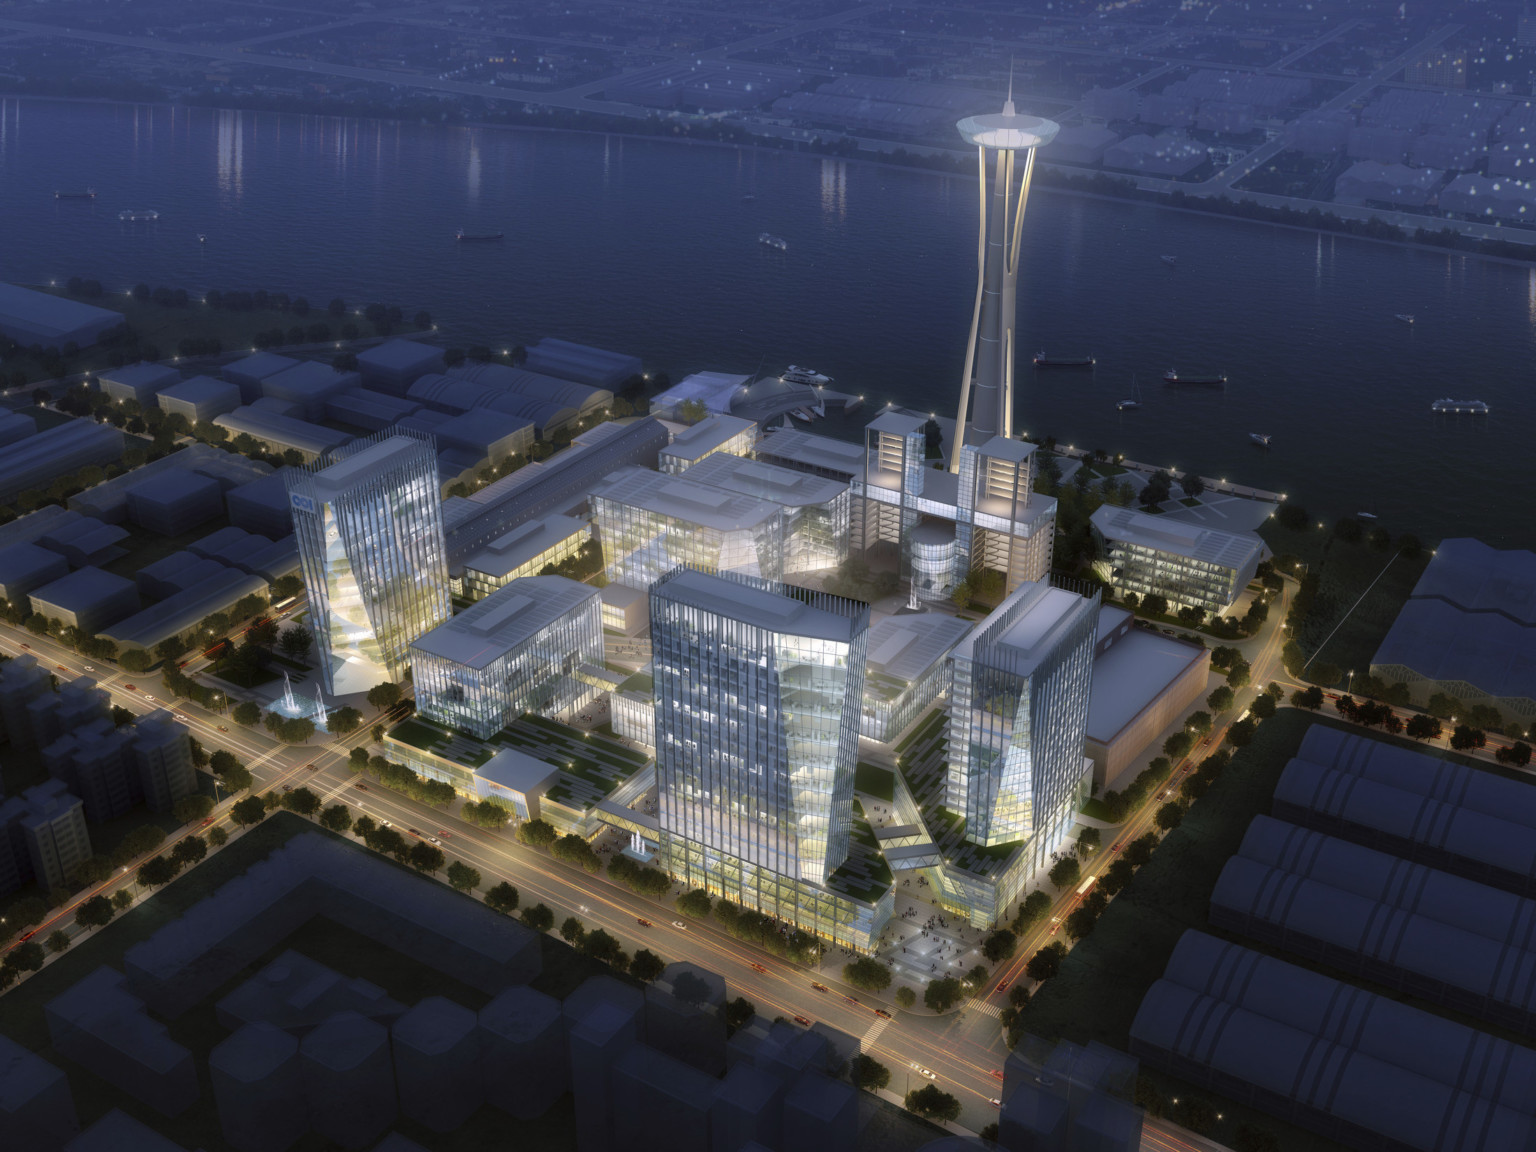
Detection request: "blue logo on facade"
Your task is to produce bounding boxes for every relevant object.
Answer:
[290,494,316,514]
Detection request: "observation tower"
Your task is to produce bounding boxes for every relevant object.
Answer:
[949,93,1059,472]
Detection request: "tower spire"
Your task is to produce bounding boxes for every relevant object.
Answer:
[1005,59,1015,115]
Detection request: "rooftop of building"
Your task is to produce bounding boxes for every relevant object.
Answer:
[650,371,753,412]
[684,451,848,509]
[954,581,1095,679]
[476,746,562,798]
[156,373,237,403]
[754,428,866,477]
[1409,537,1536,624]
[97,361,179,389]
[1086,620,1207,744]
[410,575,598,669]
[263,359,356,390]
[1372,597,1536,700]
[462,514,588,580]
[864,611,973,689]
[590,465,782,532]
[356,338,443,371]
[223,351,298,381]
[661,413,757,462]
[653,568,867,643]
[0,281,122,335]
[29,564,136,609]
[308,433,430,498]
[1090,504,1264,570]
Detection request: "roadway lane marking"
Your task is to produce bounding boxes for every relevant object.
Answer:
[970,1001,1001,1020]
[862,1017,890,1046]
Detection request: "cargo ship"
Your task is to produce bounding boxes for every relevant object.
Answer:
[1430,398,1489,414]
[758,232,788,251]
[55,189,96,200]
[117,209,159,222]
[455,229,503,241]
[1163,368,1226,387]
[1033,353,1095,367]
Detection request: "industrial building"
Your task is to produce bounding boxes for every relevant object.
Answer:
[1213,815,1536,1037]
[1085,607,1211,788]
[214,406,353,461]
[259,361,360,421]
[97,363,181,408]
[522,338,641,390]
[0,282,124,350]
[288,430,452,696]
[1272,724,1536,897]
[156,375,241,425]
[410,575,603,738]
[0,542,69,603]
[324,388,422,432]
[408,374,579,439]
[1371,537,1536,721]
[657,414,757,475]
[451,361,613,426]
[125,471,225,536]
[0,421,125,503]
[222,352,299,404]
[1131,930,1536,1152]
[356,338,445,396]
[102,567,269,655]
[0,411,36,448]
[648,372,753,421]
[1091,505,1264,615]
[651,568,887,951]
[858,611,971,743]
[591,466,787,591]
[67,442,269,526]
[460,514,589,602]
[31,513,128,568]
[28,566,140,634]
[225,467,303,538]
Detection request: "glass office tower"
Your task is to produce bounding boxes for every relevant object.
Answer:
[652,567,880,945]
[287,429,451,696]
[947,579,1097,855]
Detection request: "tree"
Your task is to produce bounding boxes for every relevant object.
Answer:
[230,796,267,827]
[1233,1125,1283,1152]
[1163,731,1194,761]
[961,964,990,995]
[281,787,321,817]
[1154,802,1184,831]
[1048,856,1081,891]
[408,841,445,874]
[895,986,917,1009]
[366,681,403,710]
[207,826,228,847]
[1207,686,1234,713]
[560,916,586,944]
[676,888,713,919]
[1227,718,1257,747]
[1250,693,1278,720]
[520,903,554,932]
[232,700,262,726]
[851,1054,891,1091]
[1290,685,1324,710]
[1184,710,1213,737]
[516,819,559,848]
[446,861,481,892]
[170,836,206,867]
[349,746,371,772]
[905,1085,962,1123]
[1076,827,1100,858]
[1178,472,1205,499]
[319,804,353,834]
[1451,725,1487,751]
[172,794,214,824]
[76,895,114,929]
[551,833,601,873]
[137,855,177,888]
[579,929,626,967]
[1140,470,1173,507]
[923,977,964,1012]
[1498,741,1533,767]
[485,882,520,915]
[1017,889,1053,930]
[983,928,1018,964]
[1142,593,1170,617]
[120,648,153,672]
[629,949,666,982]
[278,626,313,660]
[43,929,69,955]
[1226,661,1251,689]
[843,958,893,993]
[220,764,254,793]
[1026,942,1067,982]
[6,941,44,974]
[326,706,362,736]
[111,824,166,866]
[112,890,133,912]
[1065,905,1099,941]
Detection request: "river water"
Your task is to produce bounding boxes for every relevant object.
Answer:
[1,98,1529,546]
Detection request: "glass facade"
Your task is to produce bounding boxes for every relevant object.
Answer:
[948,581,1098,848]
[862,658,952,744]
[288,430,451,696]
[462,528,586,601]
[1101,542,1242,613]
[410,577,604,739]
[651,568,886,947]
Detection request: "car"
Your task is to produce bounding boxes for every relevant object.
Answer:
[875,1008,892,1019]
[282,784,293,792]
[811,982,829,993]
[19,643,28,649]
[749,962,768,974]
[200,818,214,827]
[437,830,452,839]
[19,930,36,942]
[144,694,155,701]
[843,996,858,1006]
[56,664,67,672]
[217,726,228,733]
[910,1064,937,1081]
[428,837,441,845]
[989,1098,1002,1109]
[82,665,94,672]
[1112,842,1123,852]
[990,1069,1005,1082]
[123,684,134,690]
[672,920,686,929]
[995,981,1010,993]
[407,828,421,837]
[637,918,652,928]
[793,1016,813,1027]
[304,763,317,771]
[380,820,391,828]
[355,783,368,791]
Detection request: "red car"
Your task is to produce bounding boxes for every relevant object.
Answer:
[749,962,768,974]
[437,830,452,839]
[637,918,652,928]
[354,783,368,791]
[811,982,829,993]
[990,1069,1005,1082]
[995,981,1010,993]
[794,1016,813,1027]
[875,1008,892,1019]
[124,683,135,691]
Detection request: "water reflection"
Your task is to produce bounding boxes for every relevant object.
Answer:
[820,158,845,219]
[216,109,243,199]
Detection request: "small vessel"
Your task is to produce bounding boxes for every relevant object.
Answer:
[1430,398,1489,414]
[1163,368,1227,387]
[790,408,815,424]
[1248,432,1272,448]
[812,398,826,418]
[197,233,207,244]
[1357,512,1379,521]
[55,189,95,199]
[1161,255,1178,267]
[1394,313,1415,325]
[758,232,788,251]
[1117,375,1144,411]
[782,365,831,386]
[456,229,504,241]
[1033,352,1096,367]
[117,209,159,222]
[742,194,757,201]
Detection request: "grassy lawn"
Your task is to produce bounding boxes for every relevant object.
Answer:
[855,761,895,802]
[391,717,452,751]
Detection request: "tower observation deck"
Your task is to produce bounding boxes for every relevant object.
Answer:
[949,98,1060,472]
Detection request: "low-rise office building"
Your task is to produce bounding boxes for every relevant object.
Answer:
[222,352,299,404]
[600,583,648,637]
[460,515,589,602]
[125,472,224,536]
[260,362,360,421]
[215,407,353,461]
[411,575,603,738]
[29,567,140,634]
[1090,505,1264,615]
[156,376,241,425]
[0,421,125,503]
[356,339,445,396]
[859,611,971,743]
[1085,607,1211,789]
[591,466,787,591]
[682,452,850,575]
[96,363,180,408]
[657,414,757,475]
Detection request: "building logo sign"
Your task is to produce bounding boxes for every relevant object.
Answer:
[290,494,316,514]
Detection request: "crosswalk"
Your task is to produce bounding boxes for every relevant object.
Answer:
[970,1000,1002,1020]
[862,1016,890,1046]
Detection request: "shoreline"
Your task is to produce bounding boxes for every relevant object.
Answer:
[12,90,1536,270]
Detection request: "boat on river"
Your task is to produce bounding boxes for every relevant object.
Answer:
[1034,352,1095,367]
[456,229,504,241]
[1249,432,1272,447]
[1163,368,1227,387]
[758,232,788,251]
[117,209,158,222]
[1430,398,1489,414]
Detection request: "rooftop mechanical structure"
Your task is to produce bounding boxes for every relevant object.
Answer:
[950,94,1060,472]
